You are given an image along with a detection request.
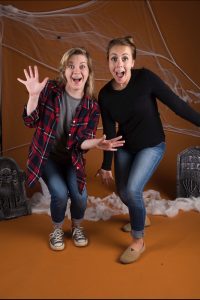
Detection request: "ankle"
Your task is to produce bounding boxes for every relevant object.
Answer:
[131,238,144,250]
[71,218,83,229]
[53,220,64,230]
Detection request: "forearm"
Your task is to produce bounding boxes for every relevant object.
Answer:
[101,150,113,170]
[80,138,100,150]
[23,94,40,127]
[26,95,40,116]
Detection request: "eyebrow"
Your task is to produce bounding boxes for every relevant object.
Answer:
[68,61,87,64]
[110,52,130,56]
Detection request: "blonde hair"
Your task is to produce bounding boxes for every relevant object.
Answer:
[58,47,94,98]
[106,36,136,60]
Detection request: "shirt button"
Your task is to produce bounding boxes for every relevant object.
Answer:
[69,133,71,136]
[73,120,75,123]
[66,147,69,150]
[76,166,79,170]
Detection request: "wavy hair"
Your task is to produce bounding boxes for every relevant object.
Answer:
[58,47,94,98]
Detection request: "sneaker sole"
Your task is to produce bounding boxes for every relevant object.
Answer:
[50,243,65,251]
[73,240,88,247]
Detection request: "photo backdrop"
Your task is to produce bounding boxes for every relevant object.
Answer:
[0,0,200,199]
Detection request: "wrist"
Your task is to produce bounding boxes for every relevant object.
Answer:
[29,94,40,101]
[95,138,102,149]
[101,168,111,172]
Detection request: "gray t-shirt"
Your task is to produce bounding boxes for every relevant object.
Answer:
[50,91,81,162]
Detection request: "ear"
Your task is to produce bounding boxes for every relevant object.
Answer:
[131,60,135,69]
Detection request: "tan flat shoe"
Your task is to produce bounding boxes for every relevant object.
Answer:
[119,243,146,264]
[122,215,151,232]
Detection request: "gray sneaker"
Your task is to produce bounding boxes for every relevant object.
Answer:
[72,227,88,247]
[49,228,65,251]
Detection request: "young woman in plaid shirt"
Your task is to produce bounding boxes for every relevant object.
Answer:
[18,47,124,251]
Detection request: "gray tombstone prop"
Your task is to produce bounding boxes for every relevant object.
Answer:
[177,146,200,198]
[0,157,32,220]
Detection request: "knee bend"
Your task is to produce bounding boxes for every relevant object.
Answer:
[117,189,128,205]
[51,190,68,206]
[75,197,87,211]
[70,200,87,214]
[127,188,142,202]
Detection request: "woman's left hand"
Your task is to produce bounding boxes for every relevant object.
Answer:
[96,135,125,151]
[80,135,125,150]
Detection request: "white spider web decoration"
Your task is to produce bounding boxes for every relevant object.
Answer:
[1,0,200,152]
[1,1,200,219]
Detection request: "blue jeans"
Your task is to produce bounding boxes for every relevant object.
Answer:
[41,157,87,224]
[114,142,166,239]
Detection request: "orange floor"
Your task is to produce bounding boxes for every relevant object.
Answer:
[0,208,200,299]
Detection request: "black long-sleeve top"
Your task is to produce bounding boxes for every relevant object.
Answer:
[98,68,200,170]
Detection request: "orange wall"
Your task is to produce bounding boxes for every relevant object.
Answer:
[1,0,200,199]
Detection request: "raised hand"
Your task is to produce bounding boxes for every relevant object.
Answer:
[17,65,49,97]
[17,65,49,115]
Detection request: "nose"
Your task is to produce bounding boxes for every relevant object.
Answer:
[116,58,123,68]
[73,65,80,73]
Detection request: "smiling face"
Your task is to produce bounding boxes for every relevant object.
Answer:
[64,54,89,97]
[108,45,135,89]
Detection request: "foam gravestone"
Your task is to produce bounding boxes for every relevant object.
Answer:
[0,157,31,220]
[177,146,200,198]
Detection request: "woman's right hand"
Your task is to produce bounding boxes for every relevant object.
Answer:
[96,168,114,185]
[17,65,49,98]
[17,65,49,115]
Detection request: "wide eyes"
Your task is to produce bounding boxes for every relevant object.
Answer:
[67,64,87,70]
[111,56,118,62]
[122,56,128,62]
[80,64,86,70]
[68,64,74,69]
[110,56,129,62]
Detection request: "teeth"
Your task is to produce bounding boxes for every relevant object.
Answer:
[116,71,124,75]
[116,71,124,78]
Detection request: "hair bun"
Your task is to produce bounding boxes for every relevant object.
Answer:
[125,35,134,44]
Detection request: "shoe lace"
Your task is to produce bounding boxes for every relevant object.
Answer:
[72,227,85,240]
[50,228,64,243]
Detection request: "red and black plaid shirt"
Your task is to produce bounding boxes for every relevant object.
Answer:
[23,80,100,193]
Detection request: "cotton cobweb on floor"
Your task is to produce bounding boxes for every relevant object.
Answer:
[30,179,200,221]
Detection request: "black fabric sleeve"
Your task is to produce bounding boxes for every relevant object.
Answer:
[147,69,200,127]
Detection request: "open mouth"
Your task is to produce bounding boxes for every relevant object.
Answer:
[116,71,125,79]
[72,77,82,83]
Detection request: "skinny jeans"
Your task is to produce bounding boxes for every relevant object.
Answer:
[114,142,166,239]
[41,157,87,224]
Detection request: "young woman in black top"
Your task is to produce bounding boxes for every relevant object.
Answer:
[97,36,200,264]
